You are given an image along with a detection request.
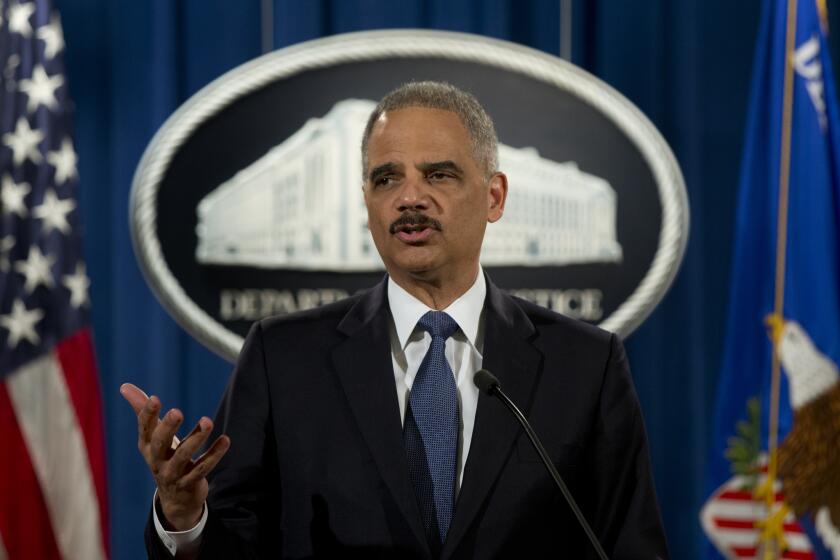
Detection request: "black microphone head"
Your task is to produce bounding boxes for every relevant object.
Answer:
[473,369,500,395]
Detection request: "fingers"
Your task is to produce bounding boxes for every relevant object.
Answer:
[166,417,212,472]
[137,395,161,449]
[149,408,184,465]
[179,434,231,486]
[120,383,150,414]
[123,383,229,497]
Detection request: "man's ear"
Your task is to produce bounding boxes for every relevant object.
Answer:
[487,172,508,223]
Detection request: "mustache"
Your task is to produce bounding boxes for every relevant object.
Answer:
[388,212,443,234]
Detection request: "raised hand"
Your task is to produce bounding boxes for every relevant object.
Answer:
[120,383,231,531]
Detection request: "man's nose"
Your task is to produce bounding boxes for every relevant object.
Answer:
[396,176,429,212]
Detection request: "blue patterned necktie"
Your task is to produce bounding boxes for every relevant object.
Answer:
[404,310,460,548]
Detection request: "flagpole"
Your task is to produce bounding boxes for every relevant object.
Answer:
[765,0,798,539]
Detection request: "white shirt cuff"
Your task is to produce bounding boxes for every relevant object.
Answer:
[152,489,207,557]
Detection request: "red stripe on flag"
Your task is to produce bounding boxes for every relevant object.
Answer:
[731,546,758,557]
[0,382,63,559]
[782,522,804,534]
[719,490,785,502]
[714,518,755,529]
[712,517,804,534]
[54,328,110,558]
[730,546,813,559]
[782,551,816,559]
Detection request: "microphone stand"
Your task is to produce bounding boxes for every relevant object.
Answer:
[474,369,609,560]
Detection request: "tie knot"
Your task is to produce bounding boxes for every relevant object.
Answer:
[417,311,459,340]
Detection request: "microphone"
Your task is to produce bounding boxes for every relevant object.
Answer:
[473,369,609,560]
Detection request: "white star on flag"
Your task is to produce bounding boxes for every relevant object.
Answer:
[63,263,90,308]
[47,137,77,184]
[2,117,44,166]
[36,14,65,59]
[0,299,44,347]
[1,174,31,217]
[0,236,16,273]
[8,2,36,38]
[33,189,75,234]
[18,65,64,113]
[14,246,55,293]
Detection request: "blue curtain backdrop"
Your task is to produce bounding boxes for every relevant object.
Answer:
[55,1,840,558]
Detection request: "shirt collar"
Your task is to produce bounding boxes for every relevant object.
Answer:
[387,266,486,350]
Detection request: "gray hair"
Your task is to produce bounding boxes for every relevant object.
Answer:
[361,81,499,179]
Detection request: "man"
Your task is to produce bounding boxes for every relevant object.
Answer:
[123,81,669,558]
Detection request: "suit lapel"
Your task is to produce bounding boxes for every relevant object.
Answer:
[441,279,543,559]
[330,279,430,556]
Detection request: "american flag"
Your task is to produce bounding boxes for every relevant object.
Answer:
[0,0,108,558]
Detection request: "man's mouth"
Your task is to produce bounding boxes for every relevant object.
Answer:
[389,213,442,244]
[394,224,436,243]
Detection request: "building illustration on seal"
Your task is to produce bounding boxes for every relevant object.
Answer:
[195,99,622,271]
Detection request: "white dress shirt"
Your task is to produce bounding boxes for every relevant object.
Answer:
[154,269,486,555]
[386,269,485,491]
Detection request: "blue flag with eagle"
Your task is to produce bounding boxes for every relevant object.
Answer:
[701,0,840,558]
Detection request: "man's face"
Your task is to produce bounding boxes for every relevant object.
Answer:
[363,106,507,284]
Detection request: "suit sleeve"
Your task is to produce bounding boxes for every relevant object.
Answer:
[588,334,669,560]
[145,321,282,559]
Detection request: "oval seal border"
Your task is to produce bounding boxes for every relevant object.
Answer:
[130,29,690,363]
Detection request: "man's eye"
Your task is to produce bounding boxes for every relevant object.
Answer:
[374,176,393,187]
[428,172,452,181]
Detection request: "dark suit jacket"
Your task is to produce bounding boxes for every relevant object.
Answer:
[146,276,668,559]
